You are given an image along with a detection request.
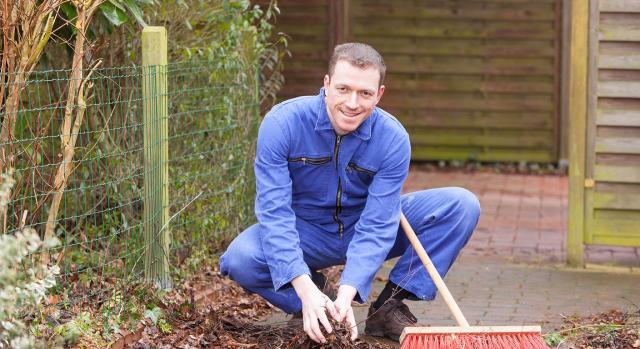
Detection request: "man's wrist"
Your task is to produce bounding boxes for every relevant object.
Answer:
[291,274,316,300]
[337,284,358,301]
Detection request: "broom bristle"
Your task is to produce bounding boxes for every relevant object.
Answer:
[401,332,549,349]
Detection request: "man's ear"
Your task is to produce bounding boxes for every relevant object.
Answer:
[323,74,330,92]
[375,85,385,104]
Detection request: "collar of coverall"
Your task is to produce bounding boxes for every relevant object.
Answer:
[314,87,375,141]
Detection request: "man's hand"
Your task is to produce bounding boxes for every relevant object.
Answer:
[292,274,339,344]
[333,284,358,341]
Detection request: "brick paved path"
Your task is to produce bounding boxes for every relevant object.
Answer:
[368,256,640,331]
[403,167,640,266]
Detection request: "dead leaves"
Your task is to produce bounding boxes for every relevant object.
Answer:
[553,309,640,349]
[125,267,392,349]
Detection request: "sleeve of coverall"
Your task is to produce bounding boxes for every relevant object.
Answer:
[254,114,310,291]
[339,133,411,302]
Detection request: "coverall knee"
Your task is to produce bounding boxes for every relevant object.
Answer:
[387,187,480,300]
[220,218,344,314]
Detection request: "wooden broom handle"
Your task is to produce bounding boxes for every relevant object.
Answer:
[400,212,471,327]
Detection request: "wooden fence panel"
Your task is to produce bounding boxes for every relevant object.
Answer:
[265,0,561,162]
[350,0,561,162]
[585,1,640,247]
[258,0,333,100]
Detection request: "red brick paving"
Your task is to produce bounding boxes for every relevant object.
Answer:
[370,255,640,337]
[403,167,640,266]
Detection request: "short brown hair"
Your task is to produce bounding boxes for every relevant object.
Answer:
[328,43,386,86]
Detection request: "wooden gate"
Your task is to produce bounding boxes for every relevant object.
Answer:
[568,0,640,265]
[269,0,563,162]
[586,0,640,247]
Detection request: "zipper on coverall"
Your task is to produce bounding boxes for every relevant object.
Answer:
[333,135,344,238]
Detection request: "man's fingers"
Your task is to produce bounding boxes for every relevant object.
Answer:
[317,308,333,336]
[311,307,332,343]
[338,305,348,322]
[347,310,358,341]
[304,315,325,344]
[310,316,327,343]
[300,292,341,343]
[350,326,358,341]
[325,299,339,321]
[332,298,348,322]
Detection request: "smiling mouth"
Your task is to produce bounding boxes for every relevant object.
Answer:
[340,109,360,117]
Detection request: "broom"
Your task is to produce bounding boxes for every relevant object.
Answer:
[398,213,548,348]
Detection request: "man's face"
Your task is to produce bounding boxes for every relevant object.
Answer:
[323,60,385,136]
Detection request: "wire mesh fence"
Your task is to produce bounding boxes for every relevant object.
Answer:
[1,60,259,307]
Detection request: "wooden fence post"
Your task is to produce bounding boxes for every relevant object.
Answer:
[142,26,172,289]
[567,0,588,267]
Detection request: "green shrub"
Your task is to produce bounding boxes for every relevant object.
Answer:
[0,172,60,349]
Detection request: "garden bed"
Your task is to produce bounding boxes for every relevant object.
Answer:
[545,309,640,348]
[119,267,392,349]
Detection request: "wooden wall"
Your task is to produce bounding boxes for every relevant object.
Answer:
[269,0,562,162]
[271,0,335,100]
[584,0,640,247]
[350,0,561,162]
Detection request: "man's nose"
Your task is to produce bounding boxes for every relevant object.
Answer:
[345,91,358,109]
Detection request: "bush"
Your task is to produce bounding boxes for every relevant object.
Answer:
[0,172,60,349]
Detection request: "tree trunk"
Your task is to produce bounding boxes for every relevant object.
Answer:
[42,0,101,262]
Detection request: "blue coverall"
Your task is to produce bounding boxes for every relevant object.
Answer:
[220,89,480,314]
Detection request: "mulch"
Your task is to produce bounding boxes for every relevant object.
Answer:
[550,309,640,349]
[125,267,393,349]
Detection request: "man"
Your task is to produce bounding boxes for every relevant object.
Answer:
[220,43,480,343]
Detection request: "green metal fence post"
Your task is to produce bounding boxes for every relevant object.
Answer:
[142,26,172,289]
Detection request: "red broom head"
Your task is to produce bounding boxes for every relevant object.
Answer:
[400,332,549,349]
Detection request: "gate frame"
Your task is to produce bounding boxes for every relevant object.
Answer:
[567,0,588,267]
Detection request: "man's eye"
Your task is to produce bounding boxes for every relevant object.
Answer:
[337,87,347,92]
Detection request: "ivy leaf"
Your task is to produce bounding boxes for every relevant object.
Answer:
[60,2,79,35]
[60,3,77,20]
[122,0,147,27]
[99,2,129,27]
[144,307,163,325]
[108,0,127,11]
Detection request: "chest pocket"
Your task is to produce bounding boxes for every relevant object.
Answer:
[288,156,332,198]
[345,161,377,199]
